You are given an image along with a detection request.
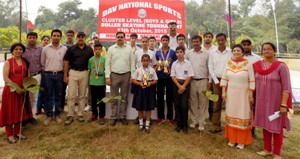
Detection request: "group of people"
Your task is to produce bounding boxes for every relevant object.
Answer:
[0,21,292,159]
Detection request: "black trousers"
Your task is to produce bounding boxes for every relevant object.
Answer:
[156,78,174,120]
[90,85,106,118]
[173,83,190,128]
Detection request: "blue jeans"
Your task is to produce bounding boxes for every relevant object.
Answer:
[43,72,63,117]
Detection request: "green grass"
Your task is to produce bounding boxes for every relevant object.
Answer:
[0,112,299,159]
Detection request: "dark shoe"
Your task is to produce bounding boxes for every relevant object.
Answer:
[29,118,38,125]
[207,129,222,134]
[87,115,97,122]
[145,126,150,133]
[133,117,139,125]
[182,127,188,134]
[110,119,116,126]
[99,118,105,125]
[7,136,17,144]
[64,116,74,125]
[139,124,144,131]
[120,118,128,125]
[15,134,27,140]
[175,127,182,133]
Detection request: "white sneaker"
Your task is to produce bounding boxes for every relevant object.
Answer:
[189,123,196,128]
[257,150,272,156]
[84,105,91,112]
[228,142,235,147]
[198,126,205,131]
[236,144,244,149]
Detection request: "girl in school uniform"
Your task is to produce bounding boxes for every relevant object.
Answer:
[132,54,158,133]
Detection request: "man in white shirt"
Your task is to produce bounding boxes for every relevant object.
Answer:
[186,35,210,131]
[241,39,261,64]
[129,33,141,54]
[208,33,232,134]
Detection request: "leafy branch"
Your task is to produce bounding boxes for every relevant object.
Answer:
[202,90,219,102]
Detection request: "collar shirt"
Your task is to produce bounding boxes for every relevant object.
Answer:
[243,52,261,64]
[132,66,158,81]
[171,59,194,80]
[63,42,76,48]
[202,44,217,54]
[186,48,209,80]
[22,45,43,74]
[105,44,135,78]
[135,49,157,68]
[208,47,232,84]
[41,43,67,72]
[64,44,94,70]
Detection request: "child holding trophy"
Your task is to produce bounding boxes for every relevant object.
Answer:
[87,43,106,125]
[132,54,158,133]
[155,35,177,125]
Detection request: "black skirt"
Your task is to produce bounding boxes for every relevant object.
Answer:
[132,85,156,111]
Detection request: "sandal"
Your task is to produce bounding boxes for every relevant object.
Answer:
[15,134,27,140]
[7,136,17,144]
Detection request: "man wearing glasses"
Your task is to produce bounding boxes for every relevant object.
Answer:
[105,31,135,126]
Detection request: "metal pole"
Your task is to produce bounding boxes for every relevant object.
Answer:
[270,0,279,53]
[228,0,233,48]
[19,0,22,43]
[25,0,28,33]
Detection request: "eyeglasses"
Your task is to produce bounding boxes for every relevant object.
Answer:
[117,36,124,39]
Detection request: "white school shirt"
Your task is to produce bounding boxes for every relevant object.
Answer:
[132,66,158,81]
[208,48,232,84]
[171,59,194,80]
[134,49,157,68]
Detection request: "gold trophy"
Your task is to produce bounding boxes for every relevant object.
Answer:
[142,73,148,86]
[163,60,169,74]
[157,60,162,71]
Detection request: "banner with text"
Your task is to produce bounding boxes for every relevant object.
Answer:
[98,0,185,41]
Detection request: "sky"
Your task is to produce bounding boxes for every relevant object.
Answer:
[24,0,262,23]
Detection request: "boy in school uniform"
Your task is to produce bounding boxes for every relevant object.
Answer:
[171,46,194,133]
[87,43,106,125]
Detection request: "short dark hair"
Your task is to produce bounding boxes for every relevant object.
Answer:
[141,36,149,41]
[130,33,138,38]
[141,54,150,60]
[261,42,277,52]
[176,34,185,41]
[51,29,62,37]
[116,31,125,37]
[216,33,227,40]
[161,35,170,41]
[191,35,202,43]
[10,43,25,53]
[66,30,75,35]
[27,32,38,38]
[176,46,185,52]
[41,35,50,41]
[231,44,244,53]
[203,32,214,38]
[94,42,102,48]
[168,21,177,26]
[149,36,156,41]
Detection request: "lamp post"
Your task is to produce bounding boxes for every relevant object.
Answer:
[19,0,22,43]
[270,0,279,53]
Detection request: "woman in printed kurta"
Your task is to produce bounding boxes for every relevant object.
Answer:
[221,44,255,149]
[254,42,292,159]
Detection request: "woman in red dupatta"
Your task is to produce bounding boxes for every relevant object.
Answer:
[253,42,292,159]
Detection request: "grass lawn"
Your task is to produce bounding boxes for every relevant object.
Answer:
[0,111,299,159]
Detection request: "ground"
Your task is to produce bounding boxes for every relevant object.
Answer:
[0,111,299,159]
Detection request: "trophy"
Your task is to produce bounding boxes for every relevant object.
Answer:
[142,73,148,86]
[163,60,169,74]
[157,60,162,71]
